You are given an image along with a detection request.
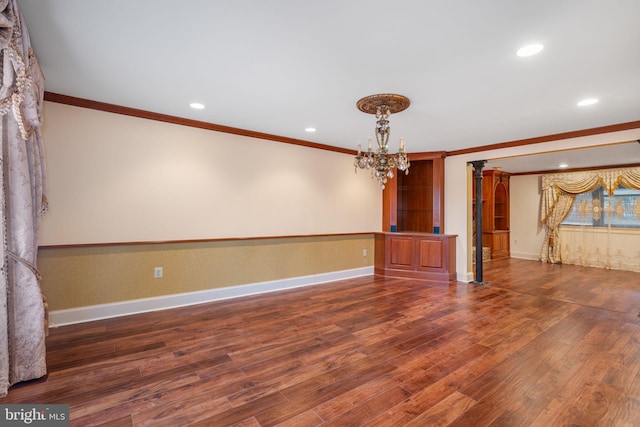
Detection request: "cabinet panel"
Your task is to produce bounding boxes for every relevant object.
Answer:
[397,160,434,232]
[418,240,443,268]
[492,231,510,259]
[398,212,434,233]
[383,153,445,233]
[482,231,510,260]
[389,237,414,267]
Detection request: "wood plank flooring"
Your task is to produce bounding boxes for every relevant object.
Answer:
[2,258,640,426]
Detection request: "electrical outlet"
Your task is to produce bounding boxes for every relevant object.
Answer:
[363,249,368,257]
[154,267,163,278]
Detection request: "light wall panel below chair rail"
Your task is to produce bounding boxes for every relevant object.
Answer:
[38,234,375,319]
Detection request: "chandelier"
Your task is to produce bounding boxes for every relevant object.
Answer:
[353,94,410,189]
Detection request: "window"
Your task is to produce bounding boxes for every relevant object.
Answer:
[562,185,640,228]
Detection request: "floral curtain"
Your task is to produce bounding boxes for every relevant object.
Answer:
[0,0,47,397]
[540,191,574,263]
[540,166,640,266]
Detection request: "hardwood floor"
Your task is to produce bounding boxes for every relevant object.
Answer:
[2,258,640,426]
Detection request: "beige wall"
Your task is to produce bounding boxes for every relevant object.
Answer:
[510,174,545,259]
[39,102,382,245]
[37,102,381,320]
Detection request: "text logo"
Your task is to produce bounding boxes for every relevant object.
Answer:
[1,405,69,426]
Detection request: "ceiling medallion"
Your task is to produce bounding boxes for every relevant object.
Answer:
[354,94,410,189]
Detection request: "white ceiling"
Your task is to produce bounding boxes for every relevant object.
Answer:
[16,0,640,171]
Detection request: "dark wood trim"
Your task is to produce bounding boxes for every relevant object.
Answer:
[44,92,356,155]
[44,92,637,232]
[445,121,640,157]
[510,162,640,176]
[37,232,375,250]
[409,151,447,160]
[432,157,445,232]
[45,91,639,159]
[382,176,397,232]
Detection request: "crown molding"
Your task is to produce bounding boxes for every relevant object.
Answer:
[446,121,640,157]
[43,92,355,155]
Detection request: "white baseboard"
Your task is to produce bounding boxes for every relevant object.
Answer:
[49,266,374,327]
[458,271,474,282]
[510,252,541,261]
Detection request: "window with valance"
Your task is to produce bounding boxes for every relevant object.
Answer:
[540,166,640,272]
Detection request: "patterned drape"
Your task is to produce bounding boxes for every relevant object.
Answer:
[559,226,640,272]
[540,192,574,263]
[540,166,640,265]
[0,0,47,397]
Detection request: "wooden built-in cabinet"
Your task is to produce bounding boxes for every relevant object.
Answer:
[374,232,457,282]
[480,169,510,259]
[375,153,455,282]
[383,152,445,233]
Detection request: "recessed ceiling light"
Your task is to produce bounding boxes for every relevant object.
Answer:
[516,43,544,57]
[190,102,205,109]
[577,98,599,107]
[305,127,316,133]
[559,163,569,168]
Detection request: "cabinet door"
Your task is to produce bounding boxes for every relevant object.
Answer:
[388,236,414,269]
[417,239,443,269]
[491,231,510,259]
